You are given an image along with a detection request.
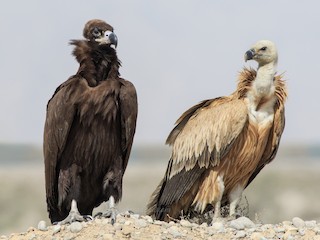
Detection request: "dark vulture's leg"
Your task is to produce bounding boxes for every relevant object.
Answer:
[95,196,117,225]
[55,199,93,225]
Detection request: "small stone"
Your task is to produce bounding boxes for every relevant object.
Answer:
[200,222,208,228]
[292,217,305,228]
[136,219,147,228]
[235,230,246,238]
[70,221,83,233]
[130,214,140,219]
[38,220,47,231]
[298,229,305,236]
[102,233,114,240]
[275,227,286,233]
[28,234,37,240]
[124,220,132,226]
[154,220,163,225]
[305,220,317,228]
[211,222,224,232]
[251,232,267,240]
[63,233,76,240]
[142,215,153,223]
[27,227,36,232]
[122,225,134,236]
[168,226,183,238]
[230,217,255,230]
[52,225,61,234]
[113,223,122,231]
[180,219,192,228]
[169,221,175,225]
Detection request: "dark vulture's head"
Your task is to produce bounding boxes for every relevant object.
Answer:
[83,19,118,48]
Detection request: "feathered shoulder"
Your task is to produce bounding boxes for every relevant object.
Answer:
[235,67,288,108]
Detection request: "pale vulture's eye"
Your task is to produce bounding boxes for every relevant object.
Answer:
[92,28,101,38]
[260,47,267,51]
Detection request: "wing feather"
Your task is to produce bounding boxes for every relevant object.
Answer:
[119,79,138,172]
[168,97,248,178]
[44,78,79,212]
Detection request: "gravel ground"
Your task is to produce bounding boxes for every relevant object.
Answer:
[2,213,320,240]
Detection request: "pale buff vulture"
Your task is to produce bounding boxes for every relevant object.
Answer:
[147,40,287,222]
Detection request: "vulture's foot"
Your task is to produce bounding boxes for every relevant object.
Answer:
[55,199,93,225]
[94,196,117,224]
[94,207,117,225]
[55,212,92,225]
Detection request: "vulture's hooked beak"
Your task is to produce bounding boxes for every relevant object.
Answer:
[96,31,118,48]
[244,49,255,62]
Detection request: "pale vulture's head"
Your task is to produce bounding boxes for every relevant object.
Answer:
[244,40,278,66]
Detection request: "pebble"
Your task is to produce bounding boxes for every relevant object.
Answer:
[168,226,183,238]
[37,220,47,231]
[292,217,305,228]
[230,217,255,230]
[130,214,140,219]
[235,230,246,238]
[70,222,83,233]
[211,221,225,232]
[306,220,317,228]
[122,225,134,236]
[154,220,163,225]
[251,232,267,240]
[136,219,148,228]
[142,215,153,223]
[28,234,37,240]
[63,233,76,240]
[180,219,192,228]
[52,225,61,234]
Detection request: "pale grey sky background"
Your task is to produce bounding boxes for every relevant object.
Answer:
[0,1,319,146]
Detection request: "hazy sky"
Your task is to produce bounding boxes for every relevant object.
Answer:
[0,1,319,146]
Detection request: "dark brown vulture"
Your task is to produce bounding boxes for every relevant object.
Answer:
[147,40,287,222]
[44,19,137,225]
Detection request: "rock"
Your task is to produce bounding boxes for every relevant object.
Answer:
[251,232,267,240]
[63,233,76,240]
[211,222,224,232]
[70,221,83,233]
[102,233,114,240]
[235,230,246,238]
[292,217,305,228]
[130,214,140,219]
[230,217,255,230]
[275,227,286,233]
[305,220,317,228]
[124,220,132,226]
[168,226,183,238]
[37,220,47,231]
[52,225,61,234]
[154,220,163,225]
[180,219,192,228]
[122,225,134,236]
[136,219,148,228]
[298,229,305,236]
[28,234,37,240]
[142,215,153,223]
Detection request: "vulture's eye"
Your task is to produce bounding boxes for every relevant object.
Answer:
[92,28,101,38]
[260,47,267,51]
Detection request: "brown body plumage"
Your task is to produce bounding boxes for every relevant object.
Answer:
[147,40,287,221]
[44,19,137,224]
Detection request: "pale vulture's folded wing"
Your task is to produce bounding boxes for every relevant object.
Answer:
[154,97,248,215]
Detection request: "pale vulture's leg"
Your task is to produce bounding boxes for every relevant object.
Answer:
[95,196,117,225]
[228,184,243,218]
[56,199,93,225]
[211,175,225,223]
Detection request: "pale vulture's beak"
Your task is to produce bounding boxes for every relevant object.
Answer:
[244,49,255,62]
[96,31,118,48]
